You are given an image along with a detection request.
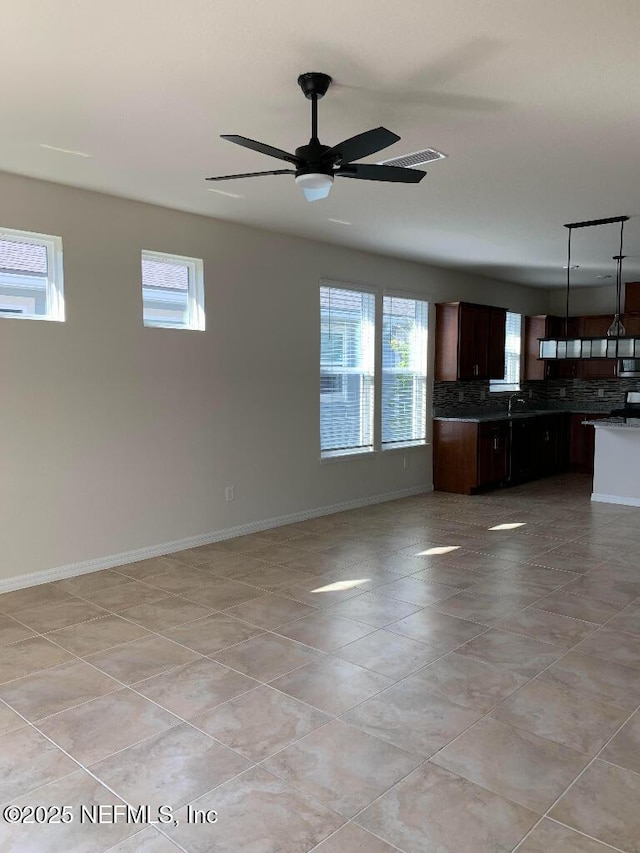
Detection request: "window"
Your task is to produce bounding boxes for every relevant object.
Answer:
[320,284,375,457]
[0,227,64,321]
[490,311,522,392]
[141,250,205,330]
[382,295,428,448]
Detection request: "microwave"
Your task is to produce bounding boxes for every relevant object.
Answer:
[619,359,640,378]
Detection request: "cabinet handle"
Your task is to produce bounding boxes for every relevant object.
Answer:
[493,437,498,452]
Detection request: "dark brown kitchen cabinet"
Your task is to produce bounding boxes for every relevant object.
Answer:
[577,315,617,379]
[434,414,569,495]
[433,419,509,495]
[534,415,570,477]
[478,421,510,487]
[510,417,536,482]
[435,302,506,381]
[569,413,607,473]
[524,315,579,380]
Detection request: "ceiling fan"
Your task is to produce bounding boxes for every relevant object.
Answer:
[206,72,426,202]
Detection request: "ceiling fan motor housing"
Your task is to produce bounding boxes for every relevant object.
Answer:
[297,72,332,100]
[294,143,335,176]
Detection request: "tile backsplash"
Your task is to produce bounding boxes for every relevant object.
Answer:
[433,378,640,416]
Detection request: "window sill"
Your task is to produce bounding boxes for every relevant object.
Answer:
[381,441,430,453]
[320,448,377,464]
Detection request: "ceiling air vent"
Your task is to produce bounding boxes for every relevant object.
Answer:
[378,148,447,168]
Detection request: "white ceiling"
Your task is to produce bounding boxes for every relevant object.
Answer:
[3,0,640,288]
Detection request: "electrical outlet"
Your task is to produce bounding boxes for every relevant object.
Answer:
[597,388,605,398]
[458,391,464,402]
[225,486,234,502]
[559,388,566,398]
[480,389,486,400]
[403,455,409,471]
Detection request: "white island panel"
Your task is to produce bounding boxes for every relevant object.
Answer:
[590,420,640,507]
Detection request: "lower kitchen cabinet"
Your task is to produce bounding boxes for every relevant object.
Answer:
[569,413,607,473]
[535,415,570,478]
[434,414,570,495]
[478,422,510,488]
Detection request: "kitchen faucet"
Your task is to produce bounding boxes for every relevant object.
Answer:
[508,394,527,415]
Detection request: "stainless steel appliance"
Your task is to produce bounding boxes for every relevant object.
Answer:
[611,390,640,418]
[618,359,640,378]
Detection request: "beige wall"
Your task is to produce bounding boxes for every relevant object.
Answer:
[0,171,547,580]
[547,284,618,317]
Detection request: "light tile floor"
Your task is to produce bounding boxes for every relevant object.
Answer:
[0,473,639,851]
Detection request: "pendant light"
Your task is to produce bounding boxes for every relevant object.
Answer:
[538,215,640,361]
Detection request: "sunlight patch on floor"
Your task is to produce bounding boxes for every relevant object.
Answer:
[414,545,461,556]
[311,579,371,593]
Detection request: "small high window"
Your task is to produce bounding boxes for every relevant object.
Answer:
[141,250,205,330]
[0,227,64,321]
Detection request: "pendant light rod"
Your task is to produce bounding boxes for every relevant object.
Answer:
[613,217,625,324]
[564,215,629,229]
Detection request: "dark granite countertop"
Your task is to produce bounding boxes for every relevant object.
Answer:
[433,408,609,423]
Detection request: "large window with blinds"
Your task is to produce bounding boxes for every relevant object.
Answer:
[490,311,522,392]
[382,295,428,448]
[320,284,375,457]
[142,250,205,330]
[0,227,64,321]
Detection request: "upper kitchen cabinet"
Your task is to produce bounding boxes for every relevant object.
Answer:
[524,315,579,380]
[576,315,617,379]
[435,302,506,381]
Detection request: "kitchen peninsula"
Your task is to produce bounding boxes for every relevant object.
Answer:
[586,417,640,507]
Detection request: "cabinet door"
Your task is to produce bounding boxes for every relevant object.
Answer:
[532,418,554,477]
[458,304,483,379]
[623,314,640,335]
[478,423,509,487]
[569,413,606,473]
[488,308,507,379]
[577,315,617,379]
[535,416,568,476]
[510,418,535,482]
[524,316,547,381]
[545,317,580,379]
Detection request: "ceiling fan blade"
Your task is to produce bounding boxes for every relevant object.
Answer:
[221,135,300,165]
[323,127,400,165]
[206,169,295,181]
[336,164,426,183]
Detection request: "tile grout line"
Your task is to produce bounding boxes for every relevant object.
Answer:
[1,480,638,852]
[505,587,640,851]
[338,583,640,847]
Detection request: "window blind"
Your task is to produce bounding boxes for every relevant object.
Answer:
[320,285,375,456]
[0,239,48,276]
[381,296,428,447]
[142,252,194,329]
[490,311,522,392]
[0,230,63,321]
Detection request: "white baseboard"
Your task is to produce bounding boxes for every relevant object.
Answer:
[0,483,432,594]
[591,492,640,508]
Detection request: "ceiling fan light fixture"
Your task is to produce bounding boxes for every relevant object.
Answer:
[295,172,333,202]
